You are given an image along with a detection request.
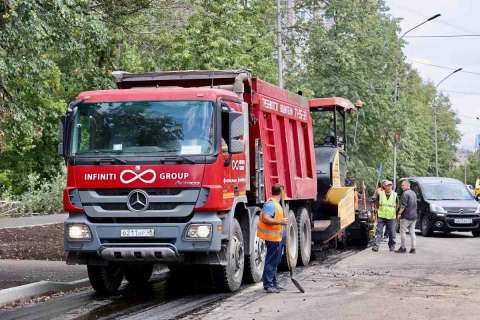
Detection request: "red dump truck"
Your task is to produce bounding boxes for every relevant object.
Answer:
[59,70,370,293]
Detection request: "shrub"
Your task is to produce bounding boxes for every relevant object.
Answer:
[16,169,66,214]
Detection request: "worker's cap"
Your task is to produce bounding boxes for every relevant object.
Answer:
[382,180,393,186]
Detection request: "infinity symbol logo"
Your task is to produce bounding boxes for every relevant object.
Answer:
[120,169,156,184]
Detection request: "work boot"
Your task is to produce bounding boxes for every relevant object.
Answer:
[389,246,395,252]
[275,285,286,291]
[372,246,379,252]
[395,247,406,253]
[409,248,416,254]
[265,287,280,294]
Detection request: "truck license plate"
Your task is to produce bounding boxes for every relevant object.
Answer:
[454,218,472,224]
[120,229,155,237]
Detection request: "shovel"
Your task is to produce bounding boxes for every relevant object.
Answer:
[282,193,305,293]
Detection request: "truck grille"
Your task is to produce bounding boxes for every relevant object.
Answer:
[98,203,178,211]
[79,188,200,218]
[95,188,183,196]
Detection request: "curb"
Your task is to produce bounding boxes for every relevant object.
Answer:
[0,278,89,307]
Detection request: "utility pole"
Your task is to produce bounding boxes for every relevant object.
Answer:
[393,132,400,190]
[276,0,283,88]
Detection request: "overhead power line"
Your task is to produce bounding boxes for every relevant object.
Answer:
[442,89,480,96]
[389,3,476,34]
[409,59,480,77]
[406,34,480,38]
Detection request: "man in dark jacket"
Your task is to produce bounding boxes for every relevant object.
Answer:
[396,180,418,254]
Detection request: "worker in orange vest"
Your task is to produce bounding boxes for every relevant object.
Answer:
[257,183,289,293]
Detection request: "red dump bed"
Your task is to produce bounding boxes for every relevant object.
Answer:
[248,79,316,201]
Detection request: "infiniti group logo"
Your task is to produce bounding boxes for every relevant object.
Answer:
[84,168,190,184]
[120,169,156,184]
[127,189,149,211]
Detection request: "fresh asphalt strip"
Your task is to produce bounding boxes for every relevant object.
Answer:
[0,250,359,319]
[0,277,90,307]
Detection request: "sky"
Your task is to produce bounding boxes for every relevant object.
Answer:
[385,0,480,150]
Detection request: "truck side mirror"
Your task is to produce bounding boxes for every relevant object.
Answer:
[228,111,244,154]
[58,116,65,156]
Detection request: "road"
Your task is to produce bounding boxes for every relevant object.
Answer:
[183,232,480,320]
[2,232,480,319]
[0,259,86,289]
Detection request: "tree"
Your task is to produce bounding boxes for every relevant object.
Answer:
[166,0,278,82]
[287,0,460,188]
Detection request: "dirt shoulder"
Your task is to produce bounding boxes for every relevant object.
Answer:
[0,224,65,261]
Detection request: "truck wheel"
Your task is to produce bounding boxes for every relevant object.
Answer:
[124,264,154,287]
[472,230,480,237]
[282,210,298,269]
[244,215,266,283]
[421,215,433,237]
[296,208,312,266]
[87,263,124,294]
[211,218,244,292]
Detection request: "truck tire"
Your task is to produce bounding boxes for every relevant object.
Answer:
[244,215,266,283]
[282,210,298,269]
[124,264,154,287]
[211,218,244,292]
[87,263,124,294]
[296,207,312,266]
[421,215,433,237]
[472,230,480,237]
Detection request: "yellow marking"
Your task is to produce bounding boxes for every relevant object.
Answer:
[223,191,246,199]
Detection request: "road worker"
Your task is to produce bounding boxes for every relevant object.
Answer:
[395,180,418,254]
[257,183,289,293]
[372,180,399,252]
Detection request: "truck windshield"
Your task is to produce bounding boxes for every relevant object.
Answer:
[69,100,215,156]
[421,183,474,201]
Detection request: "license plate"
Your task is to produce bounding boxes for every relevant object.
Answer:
[454,218,472,224]
[120,229,155,237]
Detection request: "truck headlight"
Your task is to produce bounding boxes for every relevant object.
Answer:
[430,203,447,215]
[185,224,212,240]
[67,224,91,240]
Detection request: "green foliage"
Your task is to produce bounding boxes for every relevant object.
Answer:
[0,0,463,206]
[16,169,66,214]
[449,151,480,186]
[288,0,460,188]
[166,0,278,82]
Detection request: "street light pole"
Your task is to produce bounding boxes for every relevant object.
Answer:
[433,67,462,176]
[399,14,441,40]
[393,13,440,187]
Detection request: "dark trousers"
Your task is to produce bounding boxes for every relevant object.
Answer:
[262,240,284,289]
[375,218,396,248]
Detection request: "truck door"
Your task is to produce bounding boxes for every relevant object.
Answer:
[220,102,246,202]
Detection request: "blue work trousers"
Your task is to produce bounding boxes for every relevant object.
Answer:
[262,240,284,289]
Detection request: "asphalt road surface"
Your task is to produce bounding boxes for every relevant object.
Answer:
[183,232,480,320]
[2,231,480,320]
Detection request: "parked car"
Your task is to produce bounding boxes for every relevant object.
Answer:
[402,177,480,237]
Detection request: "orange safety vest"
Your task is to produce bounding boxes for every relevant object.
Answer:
[257,199,284,242]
